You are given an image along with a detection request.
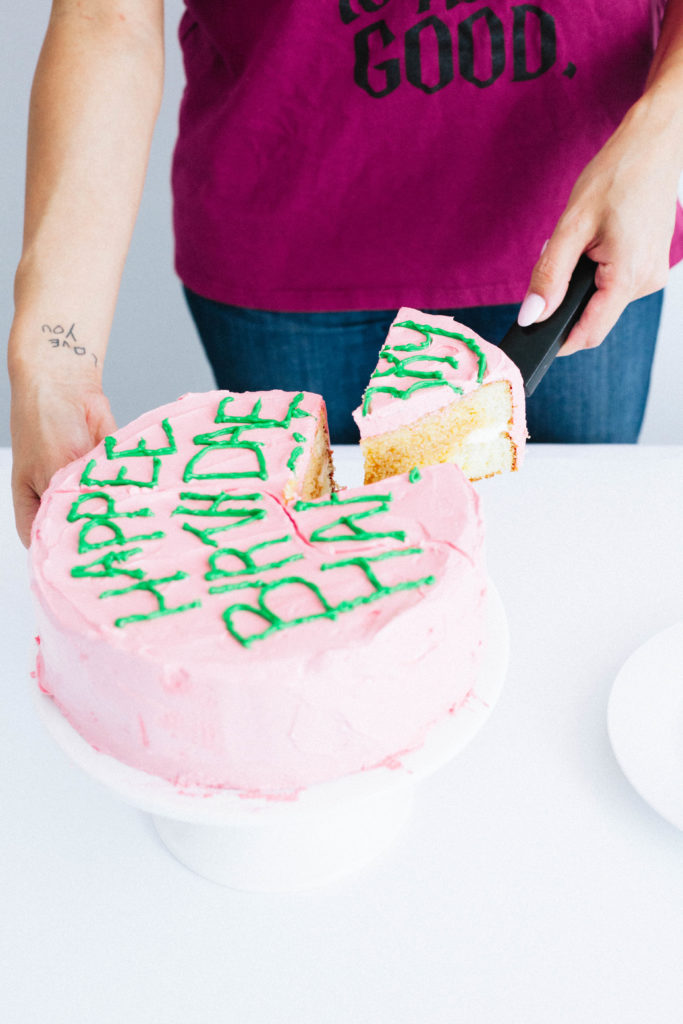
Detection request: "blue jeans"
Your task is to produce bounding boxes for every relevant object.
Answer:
[184,288,663,445]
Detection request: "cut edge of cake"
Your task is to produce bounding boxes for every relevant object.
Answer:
[360,380,522,484]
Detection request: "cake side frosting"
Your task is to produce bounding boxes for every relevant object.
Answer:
[30,390,486,798]
[352,307,527,456]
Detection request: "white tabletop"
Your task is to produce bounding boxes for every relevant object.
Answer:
[2,445,682,1024]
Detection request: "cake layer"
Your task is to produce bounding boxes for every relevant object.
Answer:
[361,381,521,484]
[30,390,486,799]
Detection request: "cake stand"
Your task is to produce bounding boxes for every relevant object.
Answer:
[34,583,509,892]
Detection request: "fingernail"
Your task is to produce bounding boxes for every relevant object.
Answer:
[518,293,546,327]
[540,239,549,255]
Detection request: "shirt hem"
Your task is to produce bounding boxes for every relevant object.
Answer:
[177,234,683,314]
[177,264,529,313]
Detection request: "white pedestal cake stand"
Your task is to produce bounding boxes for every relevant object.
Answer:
[34,584,509,892]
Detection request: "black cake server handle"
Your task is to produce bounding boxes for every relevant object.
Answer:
[497,254,598,397]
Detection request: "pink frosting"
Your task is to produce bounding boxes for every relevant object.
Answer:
[30,390,486,799]
[352,308,527,458]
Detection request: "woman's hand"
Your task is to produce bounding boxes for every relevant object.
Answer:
[518,96,682,355]
[10,366,117,547]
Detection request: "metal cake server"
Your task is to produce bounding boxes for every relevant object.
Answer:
[497,254,598,396]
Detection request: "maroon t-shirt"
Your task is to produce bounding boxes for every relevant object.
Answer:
[172,0,683,311]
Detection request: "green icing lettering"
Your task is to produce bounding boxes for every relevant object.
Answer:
[215,392,312,430]
[408,467,421,483]
[80,456,161,489]
[182,428,267,484]
[320,548,435,607]
[77,519,164,554]
[361,318,487,415]
[70,547,145,580]
[182,393,313,484]
[100,572,201,628]
[104,417,177,459]
[286,445,304,473]
[176,492,268,548]
[222,575,337,648]
[220,546,434,649]
[182,522,251,549]
[394,319,487,381]
[171,490,264,517]
[207,535,303,589]
[293,491,405,544]
[70,491,163,555]
[67,492,152,523]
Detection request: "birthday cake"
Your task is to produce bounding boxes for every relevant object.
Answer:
[353,308,527,483]
[30,389,486,798]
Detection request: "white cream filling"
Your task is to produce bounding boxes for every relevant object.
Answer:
[461,424,506,446]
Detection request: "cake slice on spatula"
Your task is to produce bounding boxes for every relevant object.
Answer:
[353,309,527,483]
[353,256,597,483]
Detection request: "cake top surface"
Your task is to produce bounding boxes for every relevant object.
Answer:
[31,389,482,664]
[353,307,525,436]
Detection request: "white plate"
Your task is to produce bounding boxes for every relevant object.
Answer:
[607,620,683,830]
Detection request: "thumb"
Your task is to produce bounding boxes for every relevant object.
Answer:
[85,392,117,444]
[518,223,592,327]
[13,480,40,549]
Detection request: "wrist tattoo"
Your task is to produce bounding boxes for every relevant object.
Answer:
[42,323,99,367]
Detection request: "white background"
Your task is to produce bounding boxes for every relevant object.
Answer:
[1,0,682,444]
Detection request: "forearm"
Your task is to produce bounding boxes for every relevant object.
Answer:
[9,0,164,385]
[632,0,683,169]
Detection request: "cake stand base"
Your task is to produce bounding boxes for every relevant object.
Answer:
[34,583,508,892]
[152,785,414,892]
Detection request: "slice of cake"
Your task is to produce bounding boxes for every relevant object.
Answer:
[353,308,527,483]
[30,389,486,799]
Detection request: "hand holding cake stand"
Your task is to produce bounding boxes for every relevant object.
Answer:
[34,584,508,892]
